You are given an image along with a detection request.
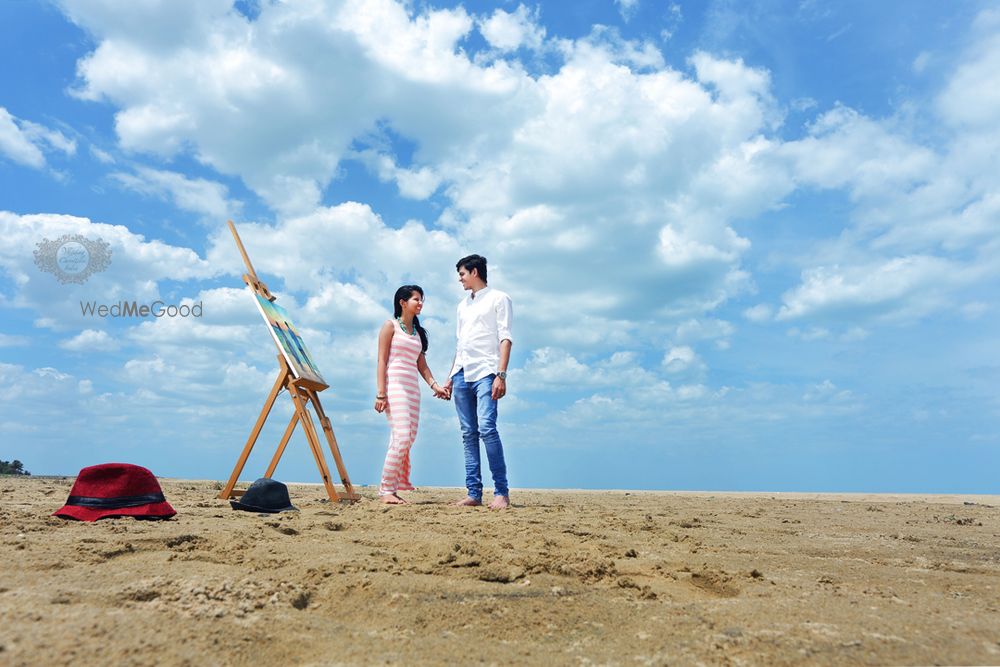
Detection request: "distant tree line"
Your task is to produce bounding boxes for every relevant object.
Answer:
[0,460,30,475]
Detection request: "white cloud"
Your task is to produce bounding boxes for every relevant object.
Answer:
[662,345,699,374]
[0,107,76,169]
[657,224,748,268]
[0,109,46,168]
[337,0,481,84]
[205,203,463,295]
[677,384,707,400]
[58,0,234,53]
[743,304,773,323]
[840,327,869,342]
[825,23,852,43]
[558,27,666,70]
[659,3,684,41]
[90,145,115,163]
[674,318,735,346]
[64,0,529,217]
[0,333,29,347]
[937,10,1000,130]
[59,329,121,352]
[520,347,669,394]
[787,326,829,341]
[302,282,389,326]
[691,51,773,108]
[803,379,854,403]
[615,0,641,22]
[961,301,989,320]
[479,5,545,52]
[663,345,698,371]
[776,256,963,322]
[761,12,1000,332]
[112,166,240,219]
[354,150,442,200]
[22,121,76,156]
[778,105,937,196]
[522,347,592,386]
[791,96,817,112]
[127,315,254,348]
[440,41,776,325]
[57,0,801,344]
[187,287,272,325]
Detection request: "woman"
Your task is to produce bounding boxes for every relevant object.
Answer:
[374,285,448,504]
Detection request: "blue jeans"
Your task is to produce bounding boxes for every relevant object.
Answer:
[452,369,508,500]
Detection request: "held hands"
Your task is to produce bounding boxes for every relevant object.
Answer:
[432,381,451,401]
[378,383,450,409]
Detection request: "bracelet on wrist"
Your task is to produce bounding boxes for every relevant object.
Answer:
[376,394,387,400]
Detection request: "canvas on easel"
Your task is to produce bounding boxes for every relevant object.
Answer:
[218,220,358,503]
[251,291,326,386]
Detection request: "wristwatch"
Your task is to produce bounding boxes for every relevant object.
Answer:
[497,371,507,380]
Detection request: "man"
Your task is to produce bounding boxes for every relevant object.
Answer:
[443,254,513,510]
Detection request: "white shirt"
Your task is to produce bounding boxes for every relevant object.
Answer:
[449,286,513,383]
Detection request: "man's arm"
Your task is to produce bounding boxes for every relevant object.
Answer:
[492,294,513,400]
[442,352,456,397]
[492,338,512,400]
[442,303,462,398]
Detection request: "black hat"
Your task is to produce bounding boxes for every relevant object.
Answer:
[230,478,298,513]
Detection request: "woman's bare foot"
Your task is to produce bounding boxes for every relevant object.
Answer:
[454,496,482,507]
[489,495,510,510]
[381,493,408,505]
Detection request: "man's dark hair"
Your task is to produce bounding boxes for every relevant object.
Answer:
[456,254,487,283]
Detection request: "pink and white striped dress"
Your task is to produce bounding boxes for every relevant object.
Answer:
[379,321,422,495]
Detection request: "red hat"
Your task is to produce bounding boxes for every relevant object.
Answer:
[53,463,176,521]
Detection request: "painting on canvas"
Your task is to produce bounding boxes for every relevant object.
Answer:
[251,290,326,386]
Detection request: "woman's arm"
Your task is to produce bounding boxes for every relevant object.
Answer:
[417,353,449,399]
[374,320,394,413]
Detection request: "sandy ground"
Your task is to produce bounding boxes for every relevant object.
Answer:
[1,477,999,666]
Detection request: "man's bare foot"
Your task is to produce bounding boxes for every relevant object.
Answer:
[381,493,408,505]
[489,495,510,510]
[454,496,482,507]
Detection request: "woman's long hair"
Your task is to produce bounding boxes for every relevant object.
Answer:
[393,285,428,352]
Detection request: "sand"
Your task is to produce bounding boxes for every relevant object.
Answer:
[1,476,999,666]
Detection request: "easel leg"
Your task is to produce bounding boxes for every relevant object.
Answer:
[288,384,341,503]
[264,411,300,478]
[219,364,289,500]
[306,389,358,500]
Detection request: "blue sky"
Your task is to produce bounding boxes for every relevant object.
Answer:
[2,0,998,493]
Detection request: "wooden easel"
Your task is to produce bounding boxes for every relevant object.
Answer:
[218,220,358,503]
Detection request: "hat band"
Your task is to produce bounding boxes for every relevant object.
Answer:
[65,493,166,509]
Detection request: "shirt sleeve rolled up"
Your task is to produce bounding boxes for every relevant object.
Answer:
[495,293,513,344]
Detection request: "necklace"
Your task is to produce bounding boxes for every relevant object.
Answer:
[397,317,416,336]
